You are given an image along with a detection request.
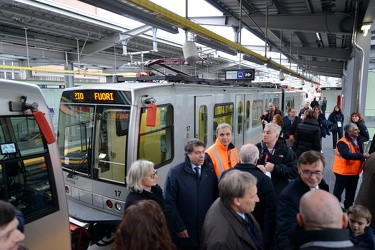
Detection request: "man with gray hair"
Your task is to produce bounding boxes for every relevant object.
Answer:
[332,122,370,210]
[256,122,298,197]
[201,170,262,249]
[206,123,240,180]
[221,144,276,249]
[288,190,356,249]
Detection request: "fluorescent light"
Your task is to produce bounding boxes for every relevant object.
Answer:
[361,23,372,36]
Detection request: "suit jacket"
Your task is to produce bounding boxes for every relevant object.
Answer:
[222,163,277,249]
[201,198,263,250]
[276,176,329,250]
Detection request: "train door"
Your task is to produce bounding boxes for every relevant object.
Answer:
[99,109,127,183]
[234,94,252,148]
[194,95,212,146]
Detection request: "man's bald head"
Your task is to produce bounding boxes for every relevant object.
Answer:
[297,190,348,230]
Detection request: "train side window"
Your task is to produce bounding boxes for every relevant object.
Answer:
[198,105,208,145]
[252,100,263,126]
[0,156,57,223]
[213,103,234,138]
[273,98,280,111]
[138,104,174,168]
[10,117,47,157]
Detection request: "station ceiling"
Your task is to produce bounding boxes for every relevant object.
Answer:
[0,0,373,80]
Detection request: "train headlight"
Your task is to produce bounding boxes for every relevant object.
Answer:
[115,203,122,211]
[106,200,113,209]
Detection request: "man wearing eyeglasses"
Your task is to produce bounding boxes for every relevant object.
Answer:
[164,139,218,250]
[332,123,370,210]
[276,150,329,250]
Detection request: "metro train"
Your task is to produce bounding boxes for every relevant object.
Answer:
[0,79,71,249]
[57,75,306,248]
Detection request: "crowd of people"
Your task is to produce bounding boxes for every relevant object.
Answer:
[108,98,375,250]
[6,97,375,250]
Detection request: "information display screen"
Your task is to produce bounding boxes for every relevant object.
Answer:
[0,143,17,155]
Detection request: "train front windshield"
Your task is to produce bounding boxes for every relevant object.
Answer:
[58,103,129,183]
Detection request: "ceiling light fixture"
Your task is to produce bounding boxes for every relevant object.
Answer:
[361,22,372,36]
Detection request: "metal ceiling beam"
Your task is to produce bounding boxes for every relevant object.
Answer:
[195,36,237,56]
[15,0,129,32]
[121,0,316,83]
[314,68,343,78]
[189,16,227,26]
[70,25,153,61]
[78,0,179,34]
[302,60,344,71]
[289,47,351,60]
[237,14,354,34]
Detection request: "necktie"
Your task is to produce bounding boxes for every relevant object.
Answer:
[244,214,261,249]
[194,166,200,178]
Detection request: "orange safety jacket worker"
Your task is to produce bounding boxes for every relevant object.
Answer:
[206,139,240,179]
[332,137,364,175]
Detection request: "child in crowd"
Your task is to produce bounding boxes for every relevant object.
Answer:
[348,204,375,249]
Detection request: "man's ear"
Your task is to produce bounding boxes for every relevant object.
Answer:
[233,197,241,208]
[342,213,349,228]
[296,213,305,228]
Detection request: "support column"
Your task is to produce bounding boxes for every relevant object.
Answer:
[64,63,74,88]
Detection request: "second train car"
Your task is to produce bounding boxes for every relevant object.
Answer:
[57,75,306,248]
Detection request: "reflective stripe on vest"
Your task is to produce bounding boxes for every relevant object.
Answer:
[212,147,224,180]
[212,147,239,180]
[232,149,239,163]
[332,138,363,175]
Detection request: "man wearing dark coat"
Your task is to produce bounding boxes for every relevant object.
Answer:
[356,153,375,227]
[261,102,284,128]
[164,139,218,250]
[310,97,319,109]
[276,150,329,250]
[201,170,263,250]
[221,144,277,250]
[292,110,321,158]
[256,123,298,198]
[281,107,301,147]
[289,189,362,249]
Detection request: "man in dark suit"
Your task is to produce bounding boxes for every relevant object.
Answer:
[222,144,277,250]
[201,170,262,250]
[276,150,329,250]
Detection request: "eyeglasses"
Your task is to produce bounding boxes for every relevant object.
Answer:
[300,168,323,177]
[148,170,158,179]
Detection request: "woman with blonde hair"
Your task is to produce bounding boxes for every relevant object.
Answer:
[125,159,165,209]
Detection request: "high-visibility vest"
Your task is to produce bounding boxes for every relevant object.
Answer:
[206,139,239,179]
[332,137,364,175]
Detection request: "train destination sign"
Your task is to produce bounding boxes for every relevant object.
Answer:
[225,69,255,81]
[63,90,132,105]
